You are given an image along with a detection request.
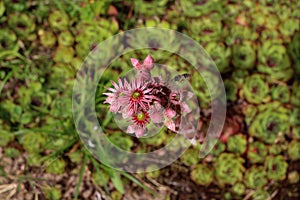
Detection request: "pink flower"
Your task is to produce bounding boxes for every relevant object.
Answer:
[121,78,155,116]
[103,78,128,113]
[127,110,150,137]
[149,102,164,124]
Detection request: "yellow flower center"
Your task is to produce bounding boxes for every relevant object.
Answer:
[132,91,141,100]
[136,112,145,121]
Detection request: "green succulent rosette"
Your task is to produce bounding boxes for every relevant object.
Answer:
[241,74,270,104]
[268,144,282,155]
[232,42,256,70]
[271,84,290,103]
[177,0,223,18]
[180,148,199,166]
[38,30,56,48]
[225,25,258,45]
[289,33,300,74]
[252,190,270,200]
[137,18,177,29]
[249,102,290,144]
[290,108,300,139]
[288,140,300,161]
[205,42,231,73]
[245,166,268,189]
[265,155,288,181]
[214,153,245,186]
[0,28,19,53]
[48,10,69,31]
[20,132,46,153]
[243,104,258,125]
[232,69,249,86]
[224,80,238,102]
[43,187,62,200]
[279,18,299,42]
[191,164,214,186]
[45,159,66,175]
[8,13,36,40]
[133,0,168,17]
[211,140,226,156]
[261,28,280,41]
[145,165,161,179]
[247,141,267,164]
[227,134,247,155]
[291,80,300,107]
[58,31,74,46]
[0,129,14,147]
[288,171,299,184]
[232,182,245,196]
[53,46,74,63]
[188,12,225,42]
[257,41,292,82]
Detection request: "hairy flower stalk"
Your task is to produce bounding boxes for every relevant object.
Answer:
[103,55,193,138]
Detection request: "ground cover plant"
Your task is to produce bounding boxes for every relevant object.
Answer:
[0,0,299,199]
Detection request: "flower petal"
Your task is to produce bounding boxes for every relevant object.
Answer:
[131,58,142,70]
[143,55,154,70]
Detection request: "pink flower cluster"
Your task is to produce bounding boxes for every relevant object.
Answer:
[104,55,192,138]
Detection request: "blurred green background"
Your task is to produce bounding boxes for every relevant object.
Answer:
[0,0,299,199]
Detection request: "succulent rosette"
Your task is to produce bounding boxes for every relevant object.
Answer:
[8,13,36,40]
[133,0,168,17]
[289,33,300,74]
[288,140,300,161]
[211,140,226,156]
[249,102,290,144]
[241,74,270,104]
[227,134,247,155]
[245,166,268,189]
[0,28,19,53]
[38,30,56,48]
[271,84,290,103]
[224,80,238,102]
[265,155,288,181]
[214,153,245,186]
[290,108,300,137]
[225,25,258,45]
[180,148,199,166]
[232,69,249,86]
[103,55,197,139]
[48,10,69,31]
[247,141,267,164]
[188,12,225,42]
[204,42,231,73]
[58,31,74,47]
[232,182,246,196]
[291,80,300,107]
[252,190,270,200]
[257,40,293,82]
[232,42,256,70]
[191,164,214,186]
[176,0,223,18]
